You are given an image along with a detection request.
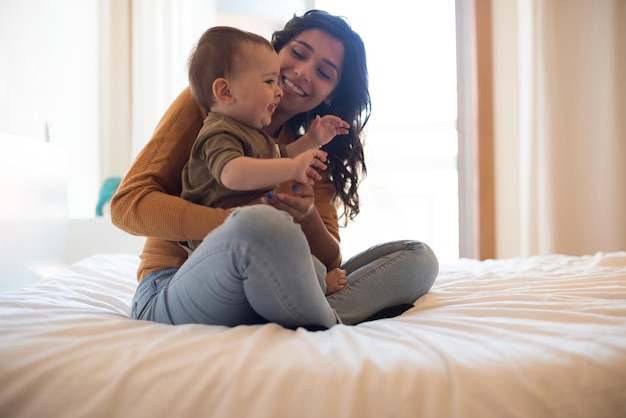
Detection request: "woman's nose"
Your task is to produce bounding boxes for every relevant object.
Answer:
[294,64,311,82]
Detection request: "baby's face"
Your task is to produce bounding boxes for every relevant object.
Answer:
[228,46,283,129]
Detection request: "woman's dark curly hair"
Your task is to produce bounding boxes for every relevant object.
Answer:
[272,10,371,225]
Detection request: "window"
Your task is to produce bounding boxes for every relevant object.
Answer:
[315,1,459,262]
[1,1,459,263]
[129,0,459,262]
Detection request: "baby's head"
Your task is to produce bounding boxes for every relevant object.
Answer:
[188,26,282,128]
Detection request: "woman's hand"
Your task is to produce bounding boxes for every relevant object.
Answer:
[261,183,315,224]
[262,181,341,269]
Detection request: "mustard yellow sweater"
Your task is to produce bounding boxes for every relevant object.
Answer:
[111,87,341,281]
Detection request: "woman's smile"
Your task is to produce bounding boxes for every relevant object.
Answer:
[282,77,307,97]
[275,28,344,118]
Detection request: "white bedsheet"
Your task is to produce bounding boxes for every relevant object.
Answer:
[1,252,625,418]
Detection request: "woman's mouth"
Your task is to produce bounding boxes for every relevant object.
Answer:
[282,77,307,97]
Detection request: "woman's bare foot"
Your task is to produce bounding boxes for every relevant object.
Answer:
[325,268,347,295]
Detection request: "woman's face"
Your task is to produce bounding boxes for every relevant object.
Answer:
[276,29,344,117]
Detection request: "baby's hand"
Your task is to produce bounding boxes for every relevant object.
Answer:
[292,149,328,185]
[309,115,350,147]
[283,115,349,157]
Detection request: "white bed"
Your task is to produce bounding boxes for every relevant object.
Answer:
[1,251,625,418]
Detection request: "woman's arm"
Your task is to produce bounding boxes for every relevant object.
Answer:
[269,125,342,270]
[300,203,342,270]
[268,178,342,270]
[110,87,230,241]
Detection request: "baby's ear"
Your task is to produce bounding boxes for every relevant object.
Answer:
[212,78,235,104]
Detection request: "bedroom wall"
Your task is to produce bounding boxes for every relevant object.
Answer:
[0,0,101,219]
[0,132,144,292]
[2,0,461,283]
[0,0,304,221]
[0,134,69,291]
[0,0,310,289]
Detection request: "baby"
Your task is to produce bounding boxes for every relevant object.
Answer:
[181,26,349,295]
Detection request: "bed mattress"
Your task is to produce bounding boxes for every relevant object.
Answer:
[1,251,625,417]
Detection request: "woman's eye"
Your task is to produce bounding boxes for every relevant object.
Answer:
[317,69,331,80]
[291,48,305,59]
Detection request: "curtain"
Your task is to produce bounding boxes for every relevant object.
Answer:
[494,0,626,257]
[130,0,218,157]
[128,0,300,157]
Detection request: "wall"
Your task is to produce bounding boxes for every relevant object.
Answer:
[0,132,144,292]
[1,0,462,281]
[0,134,68,291]
[66,218,145,265]
[0,0,308,288]
[1,0,305,220]
[0,0,101,219]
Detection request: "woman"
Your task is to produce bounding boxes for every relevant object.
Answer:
[111,10,438,329]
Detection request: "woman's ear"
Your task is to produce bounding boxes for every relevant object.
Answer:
[212,78,235,104]
[324,93,335,108]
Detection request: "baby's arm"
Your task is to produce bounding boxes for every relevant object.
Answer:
[221,149,328,191]
[285,115,349,157]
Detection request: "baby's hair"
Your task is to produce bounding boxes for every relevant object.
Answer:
[188,26,274,111]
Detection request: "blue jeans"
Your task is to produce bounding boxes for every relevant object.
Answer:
[131,205,438,328]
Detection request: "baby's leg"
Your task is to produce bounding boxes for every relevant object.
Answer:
[325,268,347,296]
